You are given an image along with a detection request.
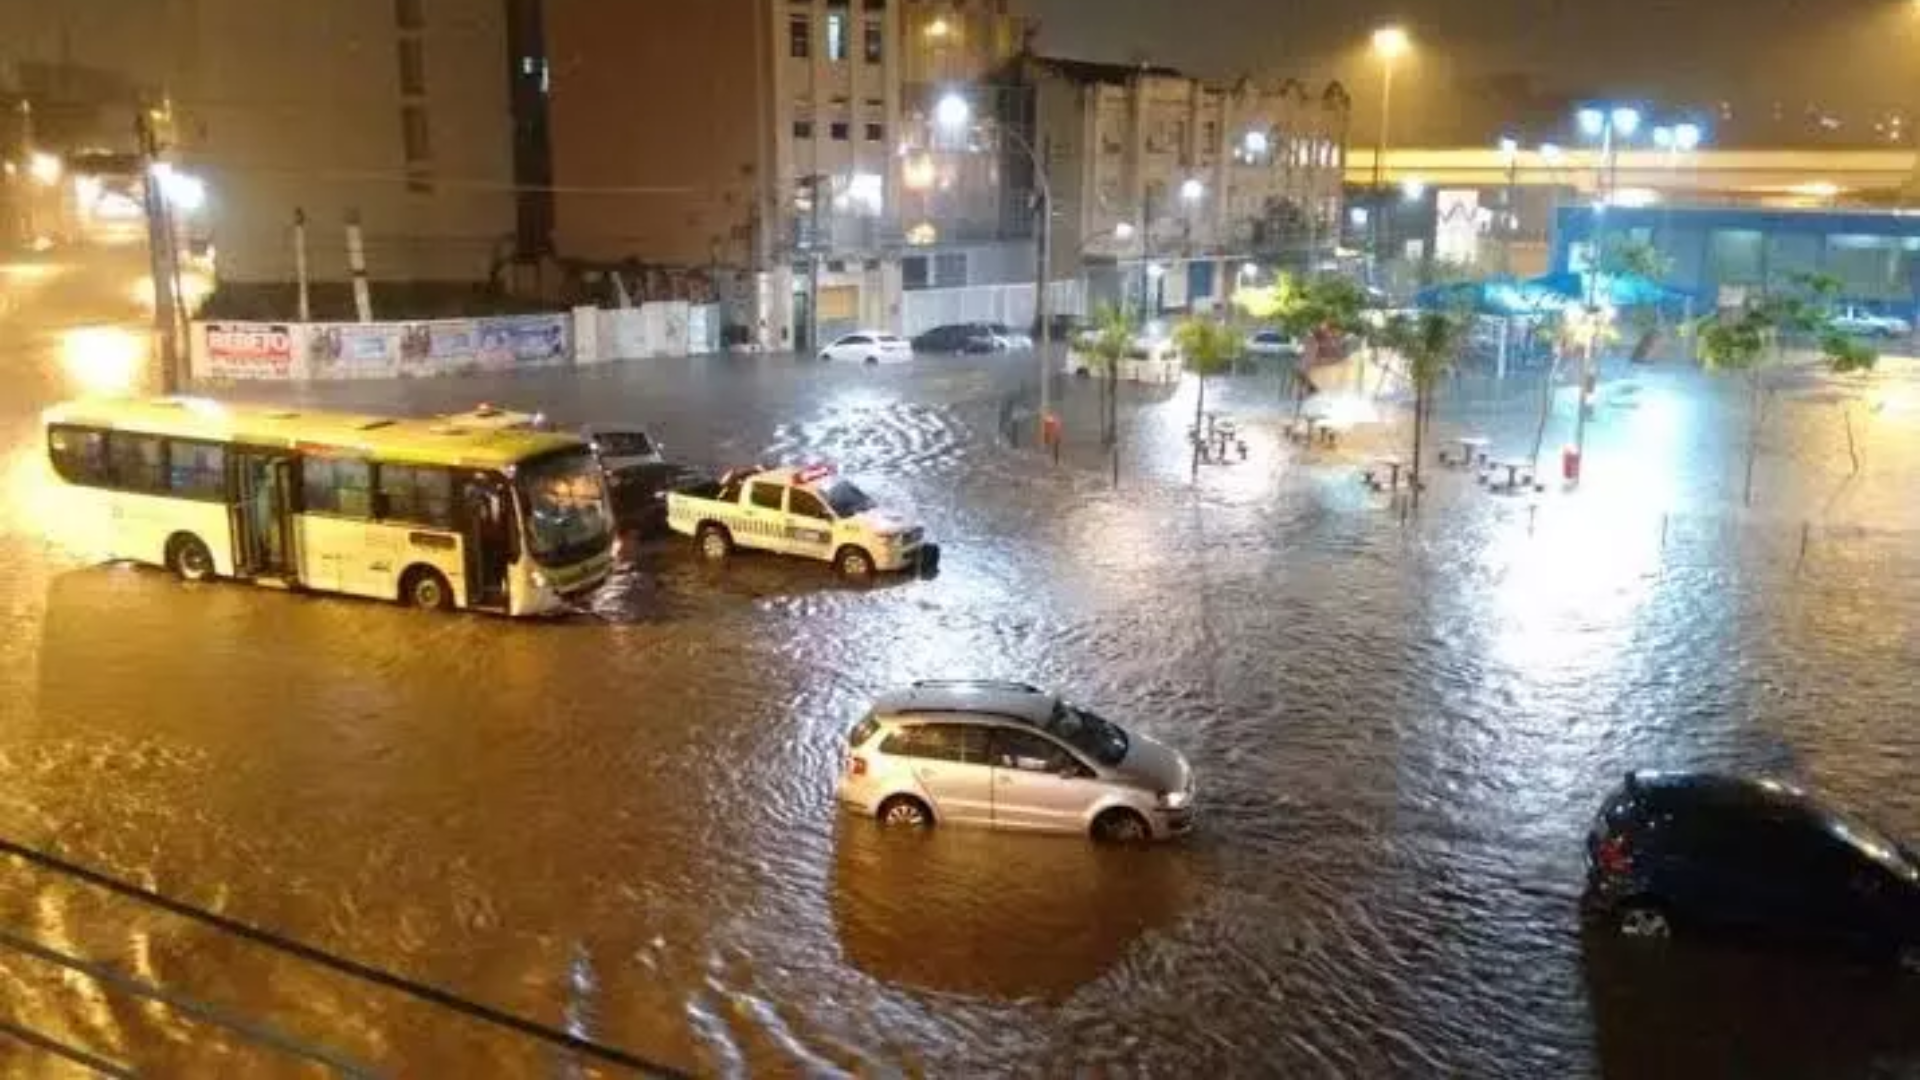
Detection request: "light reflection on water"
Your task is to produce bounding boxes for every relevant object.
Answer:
[0,334,1916,1074]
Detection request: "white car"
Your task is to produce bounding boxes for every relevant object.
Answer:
[665,462,935,577]
[1245,329,1304,358]
[820,331,914,365]
[1832,307,1912,339]
[581,424,665,473]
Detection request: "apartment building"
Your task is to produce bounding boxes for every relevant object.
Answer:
[544,0,1026,347]
[163,0,518,302]
[1014,55,1351,309]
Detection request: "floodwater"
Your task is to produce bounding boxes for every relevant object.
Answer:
[2,260,1920,1076]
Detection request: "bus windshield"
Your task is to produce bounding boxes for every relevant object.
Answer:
[517,448,612,564]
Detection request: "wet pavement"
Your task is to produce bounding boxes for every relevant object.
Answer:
[2,253,1919,1076]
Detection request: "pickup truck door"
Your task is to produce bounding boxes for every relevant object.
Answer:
[784,488,837,561]
[744,481,790,553]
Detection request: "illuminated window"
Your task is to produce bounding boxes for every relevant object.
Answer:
[789,14,810,59]
[827,11,847,61]
[864,19,883,62]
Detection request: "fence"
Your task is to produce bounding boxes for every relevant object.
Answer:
[191,304,722,381]
[901,280,1085,337]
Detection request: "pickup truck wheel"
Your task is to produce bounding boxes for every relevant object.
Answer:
[697,524,733,563]
[834,546,875,580]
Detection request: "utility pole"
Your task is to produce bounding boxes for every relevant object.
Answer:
[803,173,824,355]
[1034,136,1053,449]
[345,209,373,322]
[136,108,182,393]
[292,208,311,322]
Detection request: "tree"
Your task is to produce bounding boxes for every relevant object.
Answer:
[1599,236,1675,363]
[1268,274,1371,413]
[1173,315,1243,481]
[1696,272,1837,506]
[1083,303,1134,449]
[1820,328,1879,476]
[1380,308,1470,498]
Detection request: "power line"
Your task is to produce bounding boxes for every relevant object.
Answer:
[0,835,688,1078]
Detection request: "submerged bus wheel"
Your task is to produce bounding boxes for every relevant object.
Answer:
[402,567,453,611]
[168,534,216,583]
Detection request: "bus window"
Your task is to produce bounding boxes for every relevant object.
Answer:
[108,432,166,493]
[48,426,110,486]
[167,441,227,501]
[302,457,373,517]
[377,464,454,528]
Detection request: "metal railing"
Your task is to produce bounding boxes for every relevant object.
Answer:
[0,834,690,1078]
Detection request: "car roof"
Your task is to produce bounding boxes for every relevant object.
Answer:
[1624,770,1816,814]
[870,680,1057,726]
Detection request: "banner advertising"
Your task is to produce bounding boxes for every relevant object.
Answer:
[205,322,296,380]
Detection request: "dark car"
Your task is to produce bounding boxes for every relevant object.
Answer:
[912,323,999,355]
[1585,771,1920,970]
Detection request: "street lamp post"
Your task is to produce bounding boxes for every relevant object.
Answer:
[1498,136,1520,273]
[937,91,1058,455]
[1571,104,1641,478]
[1370,26,1410,279]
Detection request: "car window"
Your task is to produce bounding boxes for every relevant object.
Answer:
[820,478,874,517]
[749,482,785,511]
[880,722,979,763]
[840,335,871,347]
[790,489,831,520]
[991,728,1079,775]
[1045,704,1130,767]
[596,430,655,457]
[848,713,881,748]
[878,335,904,344]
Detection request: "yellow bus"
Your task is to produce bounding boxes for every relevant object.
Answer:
[41,397,615,615]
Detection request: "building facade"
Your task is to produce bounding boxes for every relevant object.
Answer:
[1552,204,1920,318]
[1014,56,1350,311]
[165,0,518,305]
[546,0,1026,347]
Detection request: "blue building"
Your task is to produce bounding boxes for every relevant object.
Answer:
[1551,204,1920,318]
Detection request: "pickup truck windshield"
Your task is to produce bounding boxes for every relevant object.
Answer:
[820,478,874,517]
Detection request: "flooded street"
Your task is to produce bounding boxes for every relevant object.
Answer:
[2,259,1919,1075]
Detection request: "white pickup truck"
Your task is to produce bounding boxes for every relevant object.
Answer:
[665,464,935,578]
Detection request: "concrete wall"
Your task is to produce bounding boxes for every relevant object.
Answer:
[172,0,516,285]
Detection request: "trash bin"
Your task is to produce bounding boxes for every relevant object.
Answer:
[1561,444,1581,482]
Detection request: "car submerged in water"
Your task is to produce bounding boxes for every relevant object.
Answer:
[838,680,1195,843]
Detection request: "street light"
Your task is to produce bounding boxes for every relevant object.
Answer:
[1113,221,1136,242]
[1179,177,1205,203]
[1569,102,1648,481]
[1400,177,1427,201]
[1370,25,1411,273]
[27,151,60,186]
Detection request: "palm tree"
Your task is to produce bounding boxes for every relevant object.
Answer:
[1084,303,1133,448]
[1172,315,1243,481]
[1383,308,1468,498]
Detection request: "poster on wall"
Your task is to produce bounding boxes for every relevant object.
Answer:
[1435,190,1482,265]
[479,315,569,368]
[307,325,401,379]
[205,323,296,379]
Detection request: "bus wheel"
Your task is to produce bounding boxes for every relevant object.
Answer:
[168,534,216,583]
[402,567,453,611]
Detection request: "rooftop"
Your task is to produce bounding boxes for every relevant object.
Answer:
[870,680,1058,725]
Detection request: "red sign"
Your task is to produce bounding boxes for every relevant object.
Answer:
[206,323,294,378]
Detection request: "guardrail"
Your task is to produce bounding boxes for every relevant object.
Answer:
[0,834,689,1077]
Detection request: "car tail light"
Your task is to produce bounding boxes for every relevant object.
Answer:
[1597,834,1632,875]
[847,755,868,776]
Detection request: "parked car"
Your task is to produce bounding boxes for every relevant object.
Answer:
[911,323,1000,355]
[837,679,1196,843]
[581,424,665,473]
[1245,329,1303,358]
[665,462,933,578]
[1831,307,1913,339]
[820,331,914,364]
[1585,770,1920,971]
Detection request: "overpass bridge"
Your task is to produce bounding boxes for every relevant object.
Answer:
[1347,147,1920,203]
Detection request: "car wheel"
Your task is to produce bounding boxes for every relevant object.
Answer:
[402,567,453,611]
[697,524,733,563]
[834,546,875,580]
[168,534,216,583]
[864,355,879,366]
[1093,808,1151,844]
[819,351,832,362]
[877,795,932,829]
[1615,901,1672,941]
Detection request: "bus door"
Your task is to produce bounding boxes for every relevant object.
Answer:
[458,471,512,610]
[231,452,294,579]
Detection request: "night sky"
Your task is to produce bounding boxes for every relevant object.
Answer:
[1018,0,1915,145]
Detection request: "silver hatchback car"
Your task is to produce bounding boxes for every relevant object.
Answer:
[836,680,1196,842]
